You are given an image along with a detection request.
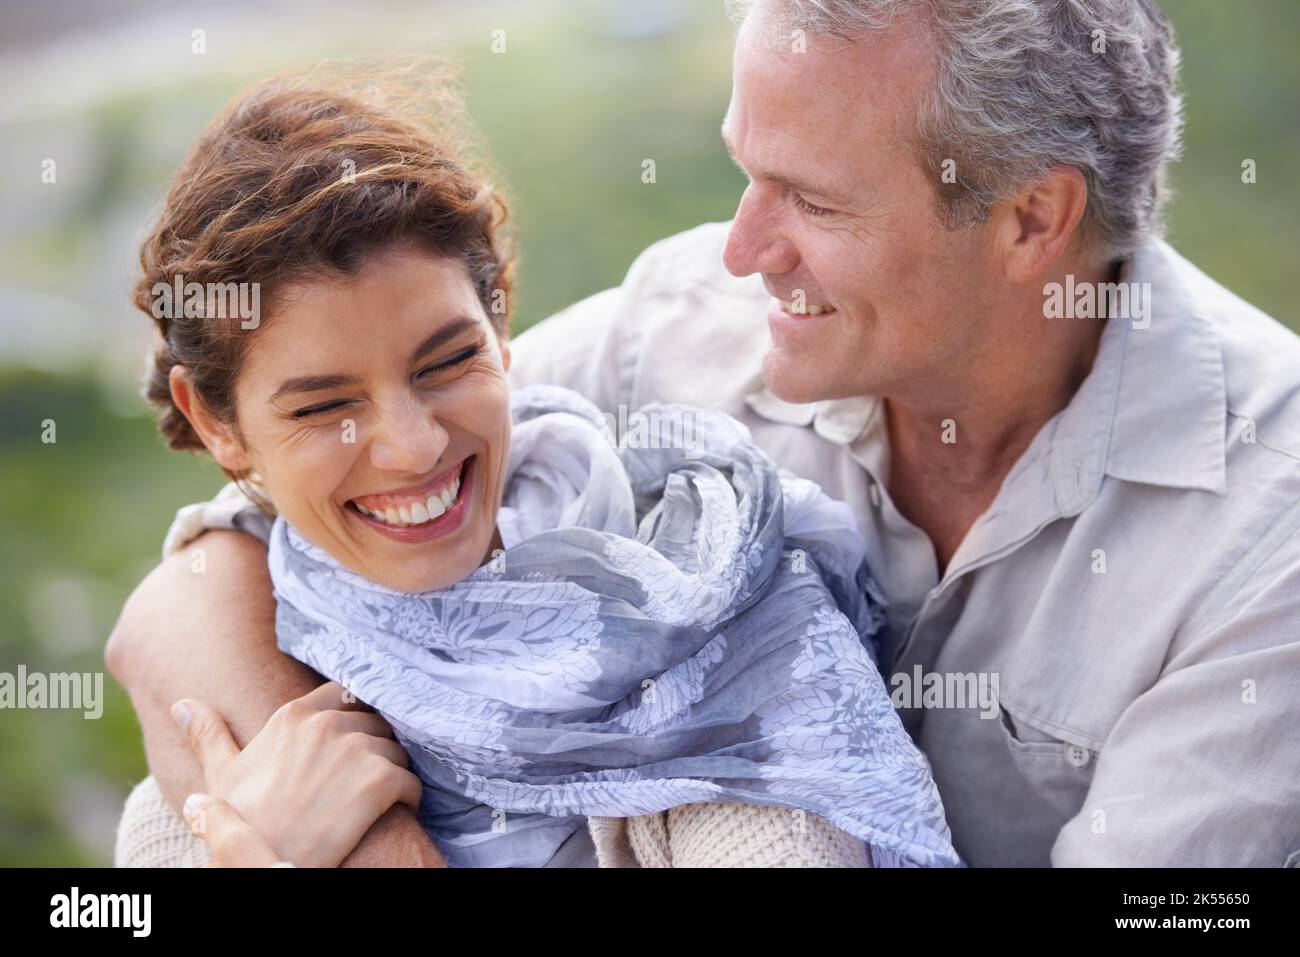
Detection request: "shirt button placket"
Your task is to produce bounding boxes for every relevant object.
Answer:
[866,477,882,509]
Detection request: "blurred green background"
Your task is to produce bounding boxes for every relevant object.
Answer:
[0,0,1296,865]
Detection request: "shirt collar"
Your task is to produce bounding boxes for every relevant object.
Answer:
[743,239,1227,505]
[743,387,880,442]
[1092,240,1227,495]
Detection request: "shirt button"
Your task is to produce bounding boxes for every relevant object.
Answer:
[868,481,882,508]
[1065,744,1092,768]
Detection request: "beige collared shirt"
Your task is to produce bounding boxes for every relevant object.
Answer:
[506,221,1300,867]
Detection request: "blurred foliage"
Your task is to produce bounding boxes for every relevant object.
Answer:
[0,0,1297,864]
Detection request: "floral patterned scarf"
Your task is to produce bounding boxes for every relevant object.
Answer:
[268,384,961,867]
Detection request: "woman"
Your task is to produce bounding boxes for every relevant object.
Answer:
[116,65,960,868]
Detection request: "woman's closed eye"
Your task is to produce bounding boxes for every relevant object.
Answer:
[414,343,482,382]
[292,399,353,419]
[290,345,486,419]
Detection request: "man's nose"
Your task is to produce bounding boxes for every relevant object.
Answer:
[367,397,450,477]
[723,186,799,278]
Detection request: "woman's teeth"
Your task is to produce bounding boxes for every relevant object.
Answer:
[353,471,463,527]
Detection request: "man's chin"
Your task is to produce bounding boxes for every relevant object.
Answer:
[760,352,836,406]
[761,352,881,407]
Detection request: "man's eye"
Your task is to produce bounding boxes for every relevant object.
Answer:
[293,400,350,419]
[794,195,832,218]
[416,344,482,380]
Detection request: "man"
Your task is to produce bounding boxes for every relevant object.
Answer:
[108,0,1300,866]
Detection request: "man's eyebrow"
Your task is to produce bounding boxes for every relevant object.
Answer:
[270,317,483,401]
[720,123,854,206]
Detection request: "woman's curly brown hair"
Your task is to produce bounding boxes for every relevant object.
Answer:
[133,59,515,479]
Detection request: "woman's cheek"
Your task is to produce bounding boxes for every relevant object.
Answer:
[437,365,512,438]
[262,422,360,514]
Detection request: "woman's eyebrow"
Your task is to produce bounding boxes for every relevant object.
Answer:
[410,317,481,365]
[271,373,359,401]
[270,317,483,401]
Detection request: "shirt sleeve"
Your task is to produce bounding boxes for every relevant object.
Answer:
[160,481,272,559]
[662,803,871,868]
[508,287,627,410]
[1051,545,1300,867]
[507,222,733,411]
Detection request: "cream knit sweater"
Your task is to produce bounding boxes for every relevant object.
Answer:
[115,775,872,868]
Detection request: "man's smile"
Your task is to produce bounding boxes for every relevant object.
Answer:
[776,297,837,317]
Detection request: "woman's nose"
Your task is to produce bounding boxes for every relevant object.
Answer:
[723,186,800,278]
[366,399,449,477]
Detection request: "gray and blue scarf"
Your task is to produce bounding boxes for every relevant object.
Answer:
[269,384,960,867]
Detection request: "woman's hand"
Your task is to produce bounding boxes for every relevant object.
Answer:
[173,681,424,867]
[181,792,287,867]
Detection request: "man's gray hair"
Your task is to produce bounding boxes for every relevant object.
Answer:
[728,0,1184,260]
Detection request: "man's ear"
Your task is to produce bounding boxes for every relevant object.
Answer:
[993,165,1089,284]
[168,365,252,473]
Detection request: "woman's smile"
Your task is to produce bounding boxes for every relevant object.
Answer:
[208,246,515,593]
[346,455,476,544]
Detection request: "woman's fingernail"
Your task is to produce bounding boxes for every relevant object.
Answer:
[183,792,209,818]
[183,792,211,832]
[171,700,192,731]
